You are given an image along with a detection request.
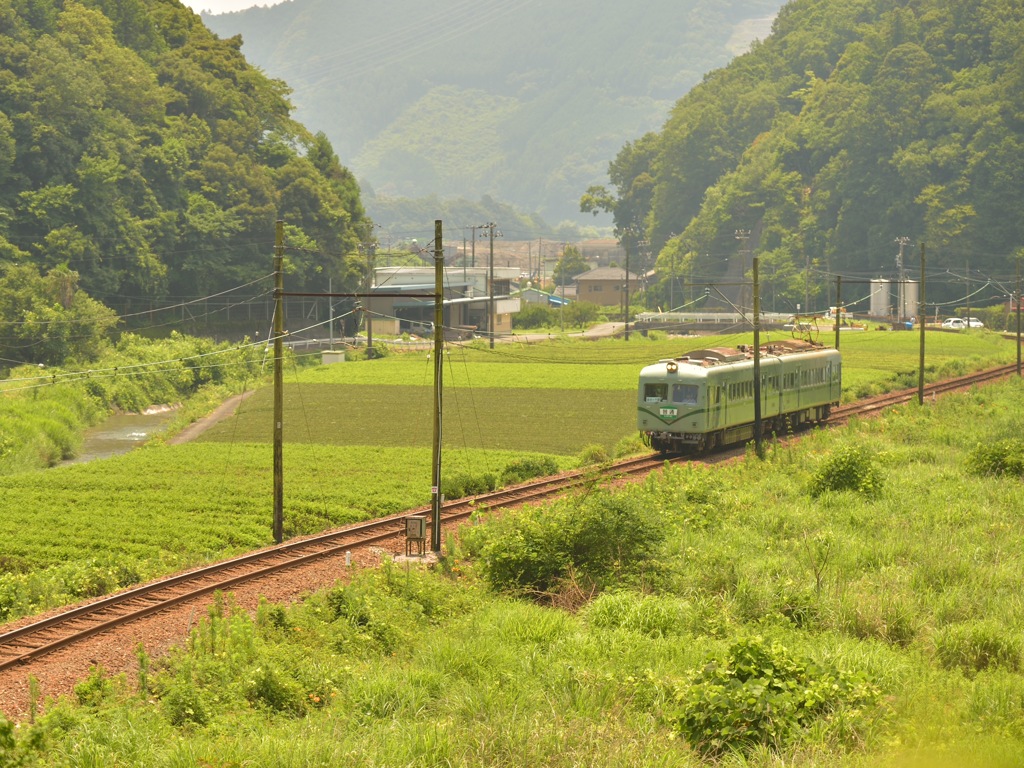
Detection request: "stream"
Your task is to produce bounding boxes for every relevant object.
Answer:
[62,406,177,465]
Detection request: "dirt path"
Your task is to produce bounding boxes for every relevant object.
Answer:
[166,389,257,445]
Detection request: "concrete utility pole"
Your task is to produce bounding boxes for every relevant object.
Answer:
[475,222,499,348]
[752,254,763,459]
[895,236,910,322]
[965,258,970,327]
[918,242,926,406]
[487,222,495,348]
[1017,255,1021,377]
[834,275,842,351]
[735,229,751,321]
[431,220,444,552]
[364,243,376,356]
[272,221,284,544]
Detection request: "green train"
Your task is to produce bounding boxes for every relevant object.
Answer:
[638,339,841,453]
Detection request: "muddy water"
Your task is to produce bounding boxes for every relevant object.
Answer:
[62,407,177,465]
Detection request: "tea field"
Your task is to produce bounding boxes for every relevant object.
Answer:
[0,330,1017,626]
[4,374,1024,766]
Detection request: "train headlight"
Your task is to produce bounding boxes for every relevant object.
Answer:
[666,361,678,373]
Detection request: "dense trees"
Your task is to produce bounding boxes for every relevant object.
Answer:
[0,0,370,319]
[588,0,1024,310]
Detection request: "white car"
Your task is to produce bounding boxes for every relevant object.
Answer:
[967,317,984,328]
[941,318,966,329]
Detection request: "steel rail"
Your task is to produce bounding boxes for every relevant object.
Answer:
[1,364,1017,671]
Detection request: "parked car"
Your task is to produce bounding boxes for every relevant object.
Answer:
[941,318,966,329]
[967,317,984,328]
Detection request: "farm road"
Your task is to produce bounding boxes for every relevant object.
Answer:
[166,389,256,445]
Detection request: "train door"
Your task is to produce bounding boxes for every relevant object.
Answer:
[709,383,722,432]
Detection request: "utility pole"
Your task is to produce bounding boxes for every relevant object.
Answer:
[364,243,375,356]
[669,250,675,310]
[896,236,910,322]
[804,251,810,315]
[272,220,284,544]
[965,258,970,327]
[431,220,444,553]
[752,254,763,459]
[1017,254,1021,377]
[486,222,498,349]
[560,248,565,332]
[834,275,842,350]
[918,242,926,406]
[624,236,631,341]
[735,229,751,324]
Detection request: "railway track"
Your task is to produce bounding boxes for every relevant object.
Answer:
[0,454,665,673]
[1,363,1018,674]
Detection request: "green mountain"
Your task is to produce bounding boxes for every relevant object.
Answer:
[202,0,781,226]
[0,0,369,308]
[589,0,1024,310]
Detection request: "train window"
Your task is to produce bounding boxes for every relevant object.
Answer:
[672,384,699,404]
[644,383,667,402]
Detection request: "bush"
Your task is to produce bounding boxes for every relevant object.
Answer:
[577,443,610,466]
[807,444,883,497]
[513,303,556,329]
[160,680,211,727]
[613,433,647,458]
[672,636,881,757]
[500,456,559,486]
[475,490,666,595]
[965,439,1024,478]
[441,471,497,500]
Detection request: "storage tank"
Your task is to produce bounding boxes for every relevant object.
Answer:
[870,279,891,318]
[897,280,919,320]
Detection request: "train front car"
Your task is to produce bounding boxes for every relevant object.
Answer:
[638,342,841,454]
[637,349,725,453]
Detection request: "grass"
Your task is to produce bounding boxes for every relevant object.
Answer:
[0,330,1017,625]
[6,377,1024,765]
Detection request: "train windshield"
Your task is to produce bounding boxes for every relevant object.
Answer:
[672,384,699,405]
[644,383,668,402]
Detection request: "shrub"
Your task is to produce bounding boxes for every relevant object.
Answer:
[672,636,881,757]
[577,443,610,466]
[74,666,117,708]
[807,444,883,497]
[965,439,1024,478]
[613,433,647,458]
[500,456,559,486]
[476,490,666,595]
[513,303,555,329]
[245,665,307,716]
[935,621,1022,675]
[160,680,210,726]
[441,471,497,500]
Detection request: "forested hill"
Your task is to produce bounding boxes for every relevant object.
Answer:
[202,0,781,225]
[0,0,369,307]
[588,0,1024,309]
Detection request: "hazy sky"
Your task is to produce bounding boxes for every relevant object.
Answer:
[183,0,285,15]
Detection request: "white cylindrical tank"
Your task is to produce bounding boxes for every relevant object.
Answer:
[870,279,891,318]
[898,280,919,320]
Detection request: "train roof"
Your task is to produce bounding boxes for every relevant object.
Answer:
[652,340,837,370]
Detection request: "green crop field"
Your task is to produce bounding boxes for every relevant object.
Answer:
[6,375,1024,766]
[0,330,1017,627]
